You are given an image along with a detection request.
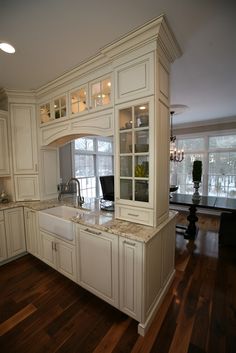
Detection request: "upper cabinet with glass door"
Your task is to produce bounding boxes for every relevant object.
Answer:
[118,100,150,204]
[70,85,88,116]
[69,76,112,117]
[90,77,112,110]
[40,94,67,125]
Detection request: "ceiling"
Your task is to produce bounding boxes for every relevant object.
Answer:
[0,0,235,125]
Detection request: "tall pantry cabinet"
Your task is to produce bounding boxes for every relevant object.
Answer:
[3,92,59,202]
[10,103,40,200]
[0,110,10,176]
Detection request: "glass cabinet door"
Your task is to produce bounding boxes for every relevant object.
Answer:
[40,103,51,124]
[54,95,67,120]
[118,102,149,203]
[70,86,87,115]
[90,77,111,109]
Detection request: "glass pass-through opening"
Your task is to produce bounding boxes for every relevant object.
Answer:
[59,136,114,199]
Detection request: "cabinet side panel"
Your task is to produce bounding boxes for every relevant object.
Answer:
[155,101,170,222]
[145,232,162,316]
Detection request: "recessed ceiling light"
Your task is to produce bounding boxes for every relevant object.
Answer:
[0,42,16,54]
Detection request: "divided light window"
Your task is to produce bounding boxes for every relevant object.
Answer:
[170,133,236,198]
[73,136,113,198]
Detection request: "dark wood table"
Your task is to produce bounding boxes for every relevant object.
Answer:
[170,193,236,240]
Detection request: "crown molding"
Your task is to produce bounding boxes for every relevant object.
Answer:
[5,89,36,103]
[102,15,182,62]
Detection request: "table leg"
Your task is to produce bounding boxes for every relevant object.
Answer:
[185,204,199,239]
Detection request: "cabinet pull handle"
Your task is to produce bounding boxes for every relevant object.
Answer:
[84,228,102,236]
[127,213,138,217]
[124,240,136,246]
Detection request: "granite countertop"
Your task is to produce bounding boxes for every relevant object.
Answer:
[0,198,177,243]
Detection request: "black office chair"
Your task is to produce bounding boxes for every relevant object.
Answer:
[99,175,114,211]
[219,211,236,246]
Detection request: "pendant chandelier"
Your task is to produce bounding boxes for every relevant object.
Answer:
[170,110,184,162]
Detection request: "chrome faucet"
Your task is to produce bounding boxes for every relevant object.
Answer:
[66,177,84,207]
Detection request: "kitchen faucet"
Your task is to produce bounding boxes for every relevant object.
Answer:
[66,177,84,207]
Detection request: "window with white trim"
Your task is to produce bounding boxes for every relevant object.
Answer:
[72,136,113,198]
[170,132,236,198]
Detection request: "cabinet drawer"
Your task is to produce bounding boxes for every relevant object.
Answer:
[116,205,153,226]
[0,211,3,221]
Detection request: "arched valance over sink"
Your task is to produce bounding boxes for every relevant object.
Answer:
[40,109,114,147]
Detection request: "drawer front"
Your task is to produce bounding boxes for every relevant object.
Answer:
[115,205,153,226]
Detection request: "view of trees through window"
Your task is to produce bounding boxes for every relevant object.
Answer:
[73,136,113,198]
[170,133,236,198]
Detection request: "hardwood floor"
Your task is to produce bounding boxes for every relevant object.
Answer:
[0,213,235,353]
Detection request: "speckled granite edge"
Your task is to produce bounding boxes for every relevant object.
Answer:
[0,199,178,243]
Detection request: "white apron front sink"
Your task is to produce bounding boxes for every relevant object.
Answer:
[39,206,88,241]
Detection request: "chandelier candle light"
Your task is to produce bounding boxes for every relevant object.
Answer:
[169,111,184,162]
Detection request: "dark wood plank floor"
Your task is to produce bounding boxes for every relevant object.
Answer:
[0,213,235,353]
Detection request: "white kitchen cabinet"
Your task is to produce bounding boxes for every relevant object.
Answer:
[70,84,88,116]
[0,111,10,176]
[114,55,171,227]
[89,76,112,111]
[40,230,77,282]
[24,208,40,258]
[14,175,40,201]
[0,211,7,262]
[39,94,67,125]
[115,97,155,226]
[77,226,119,308]
[119,237,143,321]
[70,76,112,118]
[4,207,26,258]
[10,104,40,200]
[10,104,38,174]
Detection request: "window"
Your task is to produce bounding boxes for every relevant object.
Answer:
[73,136,113,198]
[170,132,236,198]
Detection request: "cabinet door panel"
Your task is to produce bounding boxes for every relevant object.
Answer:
[0,220,7,262]
[78,228,118,307]
[41,232,56,269]
[56,240,76,282]
[11,104,38,174]
[0,114,10,175]
[5,208,26,258]
[14,175,40,201]
[115,53,154,104]
[24,209,40,258]
[119,238,142,321]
